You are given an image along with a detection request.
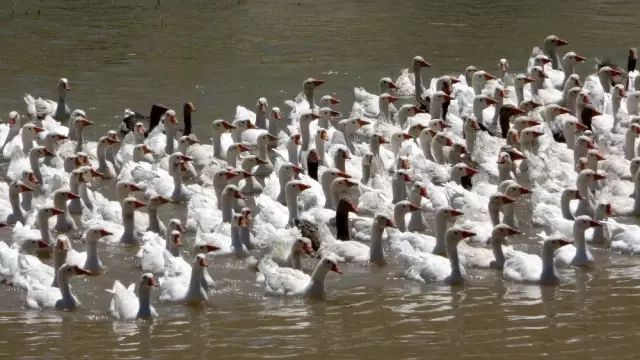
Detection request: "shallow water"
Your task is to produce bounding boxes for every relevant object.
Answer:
[1,0,640,358]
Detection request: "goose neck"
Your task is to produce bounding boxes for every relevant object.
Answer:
[446,240,463,281]
[335,205,350,240]
[304,90,315,109]
[149,209,161,233]
[300,120,312,151]
[52,251,67,287]
[22,133,34,154]
[515,87,525,105]
[379,101,391,122]
[369,224,385,263]
[473,103,484,123]
[627,97,639,116]
[414,68,424,104]
[635,179,640,214]
[29,154,42,183]
[9,192,23,220]
[391,177,406,204]
[286,192,299,222]
[491,236,505,268]
[419,132,433,161]
[489,207,501,226]
[429,100,442,119]
[612,95,621,117]
[226,149,238,168]
[268,120,280,137]
[599,73,612,94]
[393,209,407,232]
[85,241,100,269]
[540,246,559,282]
[165,128,175,154]
[231,226,243,252]
[97,144,109,170]
[256,111,267,130]
[221,196,233,222]
[432,216,449,256]
[560,194,575,220]
[137,287,153,318]
[213,133,223,159]
[333,154,346,172]
[432,142,446,165]
[122,211,136,244]
[361,163,371,185]
[397,111,409,128]
[287,248,302,270]
[187,266,205,299]
[626,132,636,160]
[38,214,52,245]
[573,225,588,251]
[287,144,299,167]
[57,274,76,307]
[502,203,516,227]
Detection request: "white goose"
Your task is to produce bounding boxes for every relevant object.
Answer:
[257,256,342,299]
[158,253,210,305]
[25,264,91,311]
[106,273,158,320]
[503,237,572,285]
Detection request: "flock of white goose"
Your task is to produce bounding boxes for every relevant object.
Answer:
[0,34,639,320]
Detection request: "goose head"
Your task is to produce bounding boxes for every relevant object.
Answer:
[493,85,506,101]
[285,180,311,197]
[394,200,421,219]
[269,107,282,121]
[54,189,80,203]
[398,104,425,118]
[292,237,313,256]
[432,132,453,147]
[373,213,396,230]
[232,118,256,133]
[194,253,209,269]
[54,235,70,254]
[241,155,267,172]
[23,123,45,140]
[513,117,541,130]
[303,78,325,96]
[545,104,571,120]
[148,195,171,210]
[116,180,143,202]
[464,65,479,84]
[168,229,183,249]
[299,112,322,125]
[519,99,542,113]
[169,218,184,234]
[436,206,464,223]
[449,142,467,157]
[532,55,552,69]
[445,228,476,246]
[492,223,521,242]
[319,95,340,106]
[514,74,535,90]
[598,66,623,82]
[436,76,459,95]
[140,273,159,290]
[133,144,153,161]
[57,77,70,97]
[379,93,399,105]
[409,181,429,199]
[379,77,398,93]
[488,193,516,213]
[390,131,412,148]
[178,135,200,153]
[498,58,509,74]
[279,162,305,181]
[43,132,67,151]
[21,169,39,187]
[432,91,455,107]
[574,215,601,231]
[503,182,530,199]
[499,145,527,160]
[122,197,146,215]
[316,128,329,143]
[24,238,50,253]
[30,146,55,163]
[79,165,104,181]
[562,188,584,201]
[9,181,33,198]
[85,227,113,243]
[565,74,582,89]
[223,184,245,201]
[562,51,586,67]
[587,148,605,164]
[319,107,341,119]
[97,135,120,151]
[318,256,342,275]
[474,94,499,110]
[543,237,572,254]
[412,56,431,71]
[212,119,236,135]
[544,35,568,50]
[257,132,279,149]
[531,66,548,81]
[161,109,179,127]
[473,70,497,85]
[450,163,479,179]
[321,168,350,189]
[73,113,92,129]
[613,84,627,100]
[520,128,544,144]
[58,264,91,280]
[38,207,65,223]
[463,115,481,134]
[575,135,597,152]
[7,111,19,126]
[577,168,606,188]
[564,119,587,135]
[595,202,614,219]
[257,97,268,114]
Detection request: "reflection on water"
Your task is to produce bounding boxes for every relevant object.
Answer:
[2,0,640,358]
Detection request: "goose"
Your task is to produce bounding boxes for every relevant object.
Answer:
[25,264,91,310]
[0,111,21,156]
[23,78,71,123]
[503,237,572,285]
[250,234,313,271]
[158,253,210,305]
[0,181,33,225]
[119,197,147,246]
[553,215,602,267]
[399,228,476,285]
[488,224,524,269]
[396,56,431,109]
[284,78,326,120]
[12,207,64,251]
[257,256,342,299]
[106,273,158,320]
